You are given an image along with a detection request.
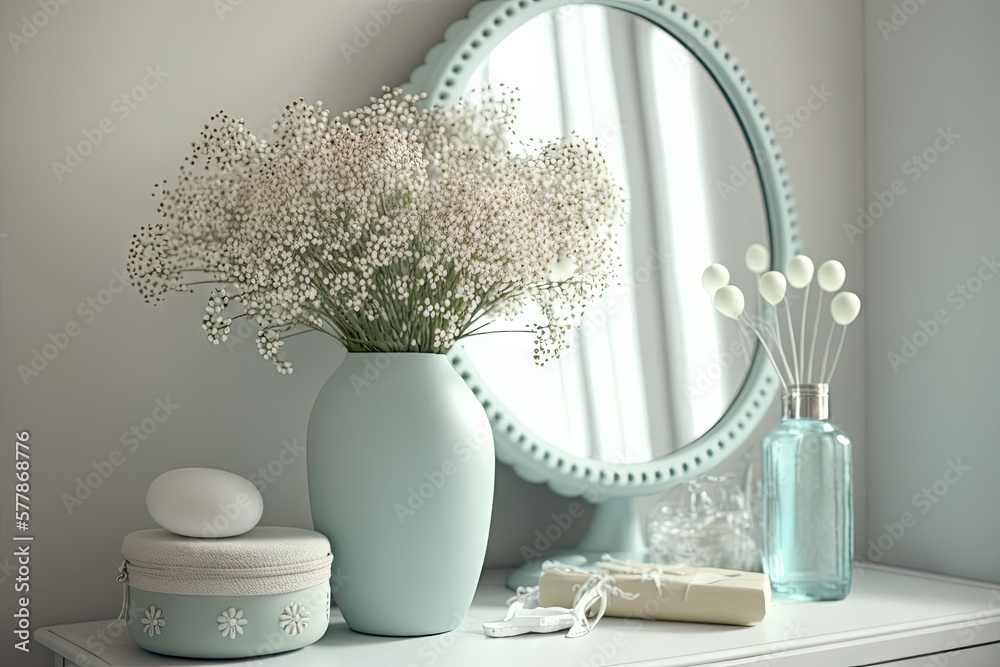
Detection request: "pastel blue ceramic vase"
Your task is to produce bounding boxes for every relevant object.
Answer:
[307,352,495,636]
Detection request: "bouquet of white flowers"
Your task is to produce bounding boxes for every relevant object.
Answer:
[128,87,624,373]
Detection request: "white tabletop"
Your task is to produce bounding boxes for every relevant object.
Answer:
[36,563,1000,667]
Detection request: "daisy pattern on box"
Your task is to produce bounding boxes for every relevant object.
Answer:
[217,607,248,639]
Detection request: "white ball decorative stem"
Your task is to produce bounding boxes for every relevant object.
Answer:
[817,260,846,292]
[822,292,862,384]
[702,263,731,297]
[745,244,770,274]
[786,255,814,385]
[758,271,795,387]
[831,291,861,325]
[713,277,793,391]
[706,267,751,365]
[741,319,788,393]
[745,243,770,331]
[758,270,786,305]
[713,285,759,379]
[808,260,847,382]
[785,255,815,289]
[713,285,744,320]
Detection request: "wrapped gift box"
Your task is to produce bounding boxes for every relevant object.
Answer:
[539,561,770,626]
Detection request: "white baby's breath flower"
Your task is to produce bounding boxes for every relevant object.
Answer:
[127,87,625,370]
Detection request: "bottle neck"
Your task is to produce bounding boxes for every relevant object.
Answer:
[782,384,830,420]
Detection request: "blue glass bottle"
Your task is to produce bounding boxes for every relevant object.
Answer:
[762,384,852,601]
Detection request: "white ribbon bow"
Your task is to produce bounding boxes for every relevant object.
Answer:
[599,555,741,601]
[485,559,744,640]
[503,586,541,621]
[541,561,640,638]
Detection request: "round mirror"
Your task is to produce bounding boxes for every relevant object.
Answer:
[457,4,767,464]
[407,0,801,586]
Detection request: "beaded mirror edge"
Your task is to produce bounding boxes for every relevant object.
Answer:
[403,0,802,500]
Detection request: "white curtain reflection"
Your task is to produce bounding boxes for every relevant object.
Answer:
[640,21,729,446]
[458,6,758,463]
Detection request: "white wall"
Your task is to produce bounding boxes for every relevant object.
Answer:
[864,0,1000,583]
[0,2,863,665]
[647,0,867,561]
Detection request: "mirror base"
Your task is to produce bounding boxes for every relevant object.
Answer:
[505,497,649,590]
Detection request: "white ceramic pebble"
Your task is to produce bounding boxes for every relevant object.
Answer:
[146,467,263,538]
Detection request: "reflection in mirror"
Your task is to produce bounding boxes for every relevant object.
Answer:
[456,5,769,464]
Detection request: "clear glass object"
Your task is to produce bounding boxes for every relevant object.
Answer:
[646,465,761,572]
[762,384,853,601]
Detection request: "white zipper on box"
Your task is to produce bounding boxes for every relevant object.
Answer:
[120,552,332,581]
[117,558,130,621]
[116,551,332,606]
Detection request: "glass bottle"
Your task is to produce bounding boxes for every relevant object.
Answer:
[762,384,852,601]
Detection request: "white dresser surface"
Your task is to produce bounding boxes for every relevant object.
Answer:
[37,564,1000,667]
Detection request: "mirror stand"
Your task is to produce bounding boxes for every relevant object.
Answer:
[505,496,648,590]
[411,0,800,596]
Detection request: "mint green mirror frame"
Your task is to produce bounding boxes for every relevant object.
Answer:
[405,0,802,586]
